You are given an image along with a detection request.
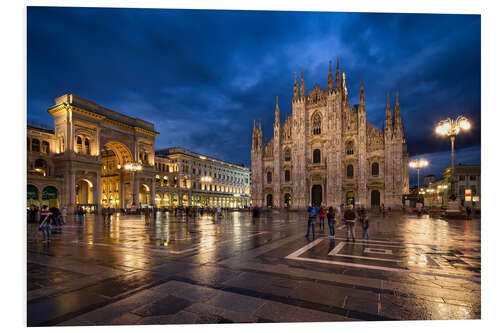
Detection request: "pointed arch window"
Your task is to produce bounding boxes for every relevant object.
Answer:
[372,162,379,176]
[284,148,291,161]
[313,149,321,164]
[285,170,291,182]
[312,113,322,135]
[346,140,354,155]
[347,164,354,178]
[267,171,272,184]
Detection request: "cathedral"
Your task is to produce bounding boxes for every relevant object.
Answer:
[251,59,409,209]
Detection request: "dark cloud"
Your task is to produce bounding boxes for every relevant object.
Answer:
[27,8,480,185]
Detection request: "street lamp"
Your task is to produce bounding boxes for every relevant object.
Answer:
[124,162,143,206]
[435,116,471,197]
[409,158,429,192]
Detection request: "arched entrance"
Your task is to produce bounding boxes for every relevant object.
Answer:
[76,180,92,204]
[27,184,39,208]
[346,191,355,205]
[371,190,381,207]
[101,141,133,209]
[311,185,322,205]
[42,186,59,208]
[284,193,292,207]
[266,194,273,208]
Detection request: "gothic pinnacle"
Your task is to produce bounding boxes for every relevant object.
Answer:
[328,60,333,92]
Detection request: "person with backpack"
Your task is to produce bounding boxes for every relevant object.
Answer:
[318,204,326,231]
[343,204,356,241]
[326,206,336,239]
[360,208,370,240]
[305,203,318,239]
[39,205,52,243]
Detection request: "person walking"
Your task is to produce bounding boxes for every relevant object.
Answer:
[318,204,326,231]
[39,205,52,243]
[344,204,356,241]
[77,207,84,223]
[360,208,370,240]
[326,206,336,239]
[305,203,317,240]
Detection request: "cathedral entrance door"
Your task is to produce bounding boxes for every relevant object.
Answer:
[284,193,292,207]
[346,191,355,205]
[371,190,380,207]
[311,185,322,205]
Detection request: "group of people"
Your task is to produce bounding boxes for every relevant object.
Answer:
[36,206,68,242]
[306,202,369,241]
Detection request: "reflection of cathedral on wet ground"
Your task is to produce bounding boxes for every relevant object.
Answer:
[251,59,409,209]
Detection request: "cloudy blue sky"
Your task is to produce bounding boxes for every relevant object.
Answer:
[27,7,481,186]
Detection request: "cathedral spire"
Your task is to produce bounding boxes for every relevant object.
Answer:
[335,57,341,93]
[393,91,403,133]
[385,92,392,130]
[293,71,298,101]
[328,60,333,92]
[359,73,365,105]
[300,69,305,100]
[274,96,280,125]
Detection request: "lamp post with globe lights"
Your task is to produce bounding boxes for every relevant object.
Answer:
[435,116,471,196]
[124,162,143,207]
[409,158,429,193]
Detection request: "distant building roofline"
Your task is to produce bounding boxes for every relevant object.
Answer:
[155,147,249,170]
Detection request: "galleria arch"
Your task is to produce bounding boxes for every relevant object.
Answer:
[39,94,159,212]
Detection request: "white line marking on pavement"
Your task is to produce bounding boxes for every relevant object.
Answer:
[328,241,345,256]
[285,238,480,282]
[73,231,269,255]
[284,237,326,259]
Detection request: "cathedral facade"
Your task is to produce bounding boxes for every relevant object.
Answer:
[251,59,409,209]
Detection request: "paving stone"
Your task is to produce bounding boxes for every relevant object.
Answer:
[206,291,266,314]
[132,295,192,317]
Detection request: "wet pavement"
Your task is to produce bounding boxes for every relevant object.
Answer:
[27,210,481,326]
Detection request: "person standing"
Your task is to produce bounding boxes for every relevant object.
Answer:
[305,204,317,239]
[318,204,326,231]
[39,205,52,243]
[344,204,356,241]
[326,206,336,239]
[61,207,67,225]
[360,208,370,240]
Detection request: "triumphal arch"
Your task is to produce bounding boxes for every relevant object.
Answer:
[47,94,158,212]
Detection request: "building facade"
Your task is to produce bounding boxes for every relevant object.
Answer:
[27,94,250,213]
[153,148,250,208]
[422,165,481,207]
[251,59,409,209]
